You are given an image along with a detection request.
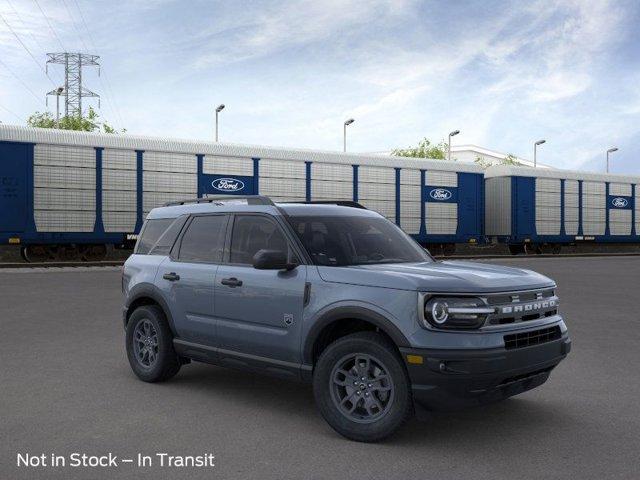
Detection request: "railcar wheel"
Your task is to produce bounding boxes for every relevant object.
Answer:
[552,244,562,255]
[442,243,456,256]
[508,244,525,255]
[80,244,107,262]
[58,245,81,261]
[23,245,51,263]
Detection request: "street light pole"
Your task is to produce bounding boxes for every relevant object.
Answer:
[606,147,618,173]
[534,139,546,167]
[448,130,460,161]
[343,118,355,152]
[215,104,225,142]
[55,87,64,128]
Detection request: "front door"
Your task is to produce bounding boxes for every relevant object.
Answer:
[158,214,229,346]
[214,214,306,364]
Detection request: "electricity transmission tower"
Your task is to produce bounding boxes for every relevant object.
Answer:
[46,53,100,118]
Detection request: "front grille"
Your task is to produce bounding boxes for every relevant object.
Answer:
[504,326,561,350]
[485,289,558,326]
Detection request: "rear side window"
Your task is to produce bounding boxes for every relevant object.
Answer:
[135,218,175,254]
[149,215,188,255]
[178,215,228,263]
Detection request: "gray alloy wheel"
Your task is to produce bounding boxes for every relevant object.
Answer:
[125,305,181,383]
[330,353,395,424]
[313,331,413,442]
[132,318,159,368]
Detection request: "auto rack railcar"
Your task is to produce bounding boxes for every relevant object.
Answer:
[0,125,484,261]
[485,165,640,254]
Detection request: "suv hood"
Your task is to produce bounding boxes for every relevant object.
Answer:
[317,260,555,293]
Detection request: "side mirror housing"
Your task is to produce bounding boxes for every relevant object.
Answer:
[252,249,297,270]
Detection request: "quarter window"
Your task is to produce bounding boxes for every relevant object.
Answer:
[135,218,175,254]
[178,215,228,263]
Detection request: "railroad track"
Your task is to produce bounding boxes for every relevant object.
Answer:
[2,252,640,268]
[0,261,124,269]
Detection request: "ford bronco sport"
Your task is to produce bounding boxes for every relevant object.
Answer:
[122,196,570,442]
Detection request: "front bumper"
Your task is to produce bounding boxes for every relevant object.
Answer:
[400,333,571,411]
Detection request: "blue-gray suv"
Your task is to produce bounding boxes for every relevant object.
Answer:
[122,195,570,442]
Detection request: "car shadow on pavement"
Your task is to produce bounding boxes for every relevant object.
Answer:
[158,363,576,444]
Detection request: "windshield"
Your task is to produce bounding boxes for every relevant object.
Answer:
[287,215,433,266]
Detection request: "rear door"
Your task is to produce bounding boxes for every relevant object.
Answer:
[0,142,29,233]
[158,214,229,346]
[214,214,307,364]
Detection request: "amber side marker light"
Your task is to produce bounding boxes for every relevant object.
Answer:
[8,237,20,244]
[406,355,424,365]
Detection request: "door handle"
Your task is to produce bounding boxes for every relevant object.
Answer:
[221,277,243,287]
[163,272,180,281]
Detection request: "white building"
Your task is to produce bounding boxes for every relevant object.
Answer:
[368,145,552,169]
[450,145,551,169]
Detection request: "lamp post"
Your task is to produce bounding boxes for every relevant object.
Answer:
[215,104,225,142]
[448,130,460,161]
[533,139,546,167]
[55,87,64,127]
[606,147,618,173]
[343,118,355,152]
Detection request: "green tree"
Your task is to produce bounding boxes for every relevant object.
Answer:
[474,153,523,169]
[392,138,450,160]
[27,107,125,133]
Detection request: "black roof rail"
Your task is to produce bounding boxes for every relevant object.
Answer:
[302,200,367,209]
[164,195,275,207]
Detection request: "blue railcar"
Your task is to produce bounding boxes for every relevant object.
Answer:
[485,165,640,254]
[0,125,484,260]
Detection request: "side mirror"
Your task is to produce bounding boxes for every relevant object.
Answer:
[252,249,297,271]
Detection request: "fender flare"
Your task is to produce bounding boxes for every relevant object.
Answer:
[125,283,177,336]
[302,305,411,364]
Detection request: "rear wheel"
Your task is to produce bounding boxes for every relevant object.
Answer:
[126,305,181,382]
[313,332,412,442]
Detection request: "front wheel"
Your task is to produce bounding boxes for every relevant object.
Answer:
[125,305,181,382]
[313,332,413,442]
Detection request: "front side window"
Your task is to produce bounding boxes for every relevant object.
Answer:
[229,215,292,264]
[287,215,432,266]
[178,215,228,263]
[135,218,175,254]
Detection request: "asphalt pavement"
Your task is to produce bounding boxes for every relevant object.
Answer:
[1,256,639,479]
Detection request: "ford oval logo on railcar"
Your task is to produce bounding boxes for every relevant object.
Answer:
[611,197,629,208]
[429,188,452,201]
[211,178,245,192]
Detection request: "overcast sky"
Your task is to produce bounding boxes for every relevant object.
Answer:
[1,0,639,173]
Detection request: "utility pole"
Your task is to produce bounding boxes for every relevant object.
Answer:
[46,53,100,118]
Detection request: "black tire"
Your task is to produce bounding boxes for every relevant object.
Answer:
[313,332,413,442]
[125,305,181,383]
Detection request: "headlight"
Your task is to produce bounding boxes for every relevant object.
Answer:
[423,297,495,329]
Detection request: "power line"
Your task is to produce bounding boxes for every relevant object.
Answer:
[60,0,90,52]
[0,102,25,122]
[0,12,57,87]
[4,0,65,85]
[69,0,125,128]
[33,0,66,52]
[0,56,46,105]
